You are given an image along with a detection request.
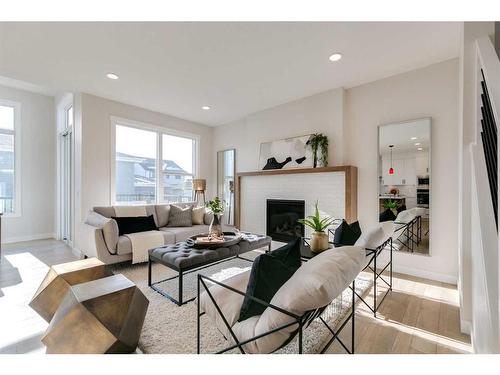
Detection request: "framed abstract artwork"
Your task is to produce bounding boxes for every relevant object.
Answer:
[258,134,313,170]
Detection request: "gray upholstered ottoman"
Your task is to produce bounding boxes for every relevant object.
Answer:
[148,232,271,305]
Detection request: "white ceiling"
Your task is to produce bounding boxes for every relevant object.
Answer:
[0,22,460,126]
[379,118,431,154]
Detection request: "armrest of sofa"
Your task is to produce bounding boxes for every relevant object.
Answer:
[85,210,119,254]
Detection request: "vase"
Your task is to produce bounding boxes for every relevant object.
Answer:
[310,231,329,253]
[209,214,223,238]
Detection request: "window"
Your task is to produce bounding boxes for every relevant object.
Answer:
[162,134,194,203]
[0,101,20,215]
[113,120,197,205]
[115,125,157,205]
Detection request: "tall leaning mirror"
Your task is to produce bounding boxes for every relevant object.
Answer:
[217,149,235,225]
[378,118,431,255]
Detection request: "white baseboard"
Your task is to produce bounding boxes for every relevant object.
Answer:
[1,233,56,244]
[392,264,458,284]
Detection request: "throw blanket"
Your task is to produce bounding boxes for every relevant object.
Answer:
[125,230,165,264]
[114,205,147,217]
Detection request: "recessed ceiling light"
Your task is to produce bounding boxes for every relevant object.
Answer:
[411,137,417,140]
[202,106,211,110]
[414,142,421,146]
[417,147,423,151]
[106,73,119,80]
[328,53,342,62]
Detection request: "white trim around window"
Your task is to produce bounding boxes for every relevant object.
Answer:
[0,99,22,217]
[110,116,200,205]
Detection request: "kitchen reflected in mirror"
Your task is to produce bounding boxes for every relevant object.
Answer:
[378,118,430,255]
[217,149,235,226]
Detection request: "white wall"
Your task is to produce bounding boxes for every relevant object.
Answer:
[213,88,345,178]
[458,22,495,336]
[73,93,214,257]
[345,58,460,283]
[212,60,460,283]
[0,85,56,243]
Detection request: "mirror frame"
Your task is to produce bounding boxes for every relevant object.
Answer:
[377,117,432,256]
[217,148,236,225]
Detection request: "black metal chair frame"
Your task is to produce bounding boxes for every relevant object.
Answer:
[197,274,356,354]
[356,237,393,317]
[393,216,421,252]
[148,243,271,306]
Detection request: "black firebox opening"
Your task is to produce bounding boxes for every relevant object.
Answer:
[266,199,305,242]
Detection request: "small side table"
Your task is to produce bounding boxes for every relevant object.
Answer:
[29,257,112,322]
[42,274,149,353]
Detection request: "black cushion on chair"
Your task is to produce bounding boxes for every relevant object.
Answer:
[111,215,158,236]
[379,208,397,222]
[238,238,302,322]
[333,220,362,247]
[396,205,407,214]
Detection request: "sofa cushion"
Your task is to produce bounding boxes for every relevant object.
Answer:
[167,205,193,227]
[155,204,171,227]
[93,206,116,218]
[116,231,176,255]
[192,206,206,225]
[238,238,301,322]
[112,215,158,236]
[159,225,209,242]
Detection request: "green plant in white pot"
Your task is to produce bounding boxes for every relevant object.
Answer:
[206,196,225,239]
[298,201,336,253]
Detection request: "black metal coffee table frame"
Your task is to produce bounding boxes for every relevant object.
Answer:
[148,241,272,306]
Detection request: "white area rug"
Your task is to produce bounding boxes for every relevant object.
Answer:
[112,254,372,354]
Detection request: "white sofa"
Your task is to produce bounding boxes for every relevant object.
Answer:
[85,202,229,264]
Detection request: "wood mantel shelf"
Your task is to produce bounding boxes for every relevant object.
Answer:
[237,166,355,177]
[235,165,358,228]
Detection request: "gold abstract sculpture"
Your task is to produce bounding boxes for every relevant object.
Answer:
[41,274,149,354]
[29,258,112,322]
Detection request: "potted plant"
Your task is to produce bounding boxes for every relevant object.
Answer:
[298,201,336,253]
[383,199,398,215]
[206,196,225,238]
[308,133,329,168]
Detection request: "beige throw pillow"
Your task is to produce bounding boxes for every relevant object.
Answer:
[192,206,206,225]
[167,205,193,227]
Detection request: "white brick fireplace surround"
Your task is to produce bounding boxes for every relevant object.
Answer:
[236,167,357,238]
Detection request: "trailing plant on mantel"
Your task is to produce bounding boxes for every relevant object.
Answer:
[308,133,329,168]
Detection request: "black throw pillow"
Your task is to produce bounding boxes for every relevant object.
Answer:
[379,208,397,222]
[238,238,302,322]
[397,205,407,214]
[111,215,158,236]
[333,220,362,247]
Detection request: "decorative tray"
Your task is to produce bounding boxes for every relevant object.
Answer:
[187,231,243,249]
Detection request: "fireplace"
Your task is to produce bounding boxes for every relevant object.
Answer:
[266,199,305,242]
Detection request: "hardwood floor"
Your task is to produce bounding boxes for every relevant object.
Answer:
[0,239,471,354]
